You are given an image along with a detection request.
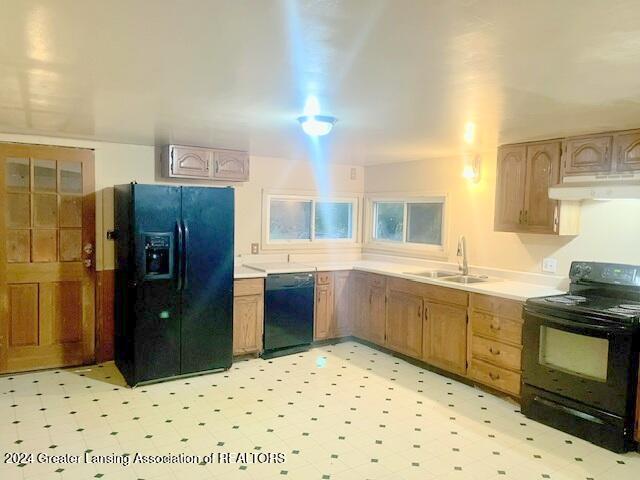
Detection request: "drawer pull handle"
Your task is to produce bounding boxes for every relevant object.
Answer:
[489,347,501,355]
[489,323,501,331]
[489,372,501,381]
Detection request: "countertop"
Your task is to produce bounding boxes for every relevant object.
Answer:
[234,265,267,279]
[235,260,564,301]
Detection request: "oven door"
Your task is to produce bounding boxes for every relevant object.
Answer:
[522,307,635,416]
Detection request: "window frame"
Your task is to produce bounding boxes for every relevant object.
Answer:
[364,192,449,257]
[262,189,361,250]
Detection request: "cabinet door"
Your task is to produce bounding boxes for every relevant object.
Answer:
[523,142,561,234]
[352,273,369,338]
[213,150,250,181]
[385,290,423,358]
[169,146,213,179]
[334,272,353,337]
[614,130,640,173]
[233,294,263,355]
[366,285,387,345]
[563,135,613,175]
[494,145,527,232]
[423,302,467,375]
[314,283,334,340]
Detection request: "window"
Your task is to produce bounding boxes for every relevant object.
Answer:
[369,196,446,249]
[264,192,359,247]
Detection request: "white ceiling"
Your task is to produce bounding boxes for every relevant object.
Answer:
[2,0,640,165]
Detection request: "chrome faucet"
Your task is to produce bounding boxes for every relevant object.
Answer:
[457,235,468,276]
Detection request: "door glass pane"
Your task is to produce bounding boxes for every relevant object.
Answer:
[269,199,312,240]
[374,202,404,242]
[7,230,30,263]
[33,193,58,227]
[539,326,609,382]
[32,230,58,262]
[5,158,30,191]
[59,162,82,193]
[407,202,443,245]
[6,193,30,227]
[314,202,353,240]
[34,159,57,192]
[59,229,82,261]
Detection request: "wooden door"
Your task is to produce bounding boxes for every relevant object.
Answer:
[168,145,212,179]
[494,145,527,232]
[334,271,353,337]
[614,130,640,172]
[523,142,561,234]
[314,283,334,340]
[385,290,423,358]
[423,302,467,375]
[563,134,613,175]
[1,143,95,373]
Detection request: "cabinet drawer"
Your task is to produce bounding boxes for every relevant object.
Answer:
[468,359,521,396]
[316,272,333,285]
[470,311,522,345]
[234,278,264,297]
[470,293,522,320]
[471,335,521,371]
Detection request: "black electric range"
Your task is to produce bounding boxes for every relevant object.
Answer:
[522,261,640,453]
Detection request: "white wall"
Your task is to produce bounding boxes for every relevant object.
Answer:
[0,133,364,270]
[363,151,640,276]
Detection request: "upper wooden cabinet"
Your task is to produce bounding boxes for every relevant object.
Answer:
[563,134,613,175]
[613,130,640,173]
[163,145,250,181]
[495,141,568,235]
[562,129,640,175]
[494,145,527,232]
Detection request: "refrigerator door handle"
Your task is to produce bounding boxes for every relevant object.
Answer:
[176,220,184,291]
[182,220,190,290]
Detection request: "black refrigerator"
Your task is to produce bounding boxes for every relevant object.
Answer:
[114,183,234,386]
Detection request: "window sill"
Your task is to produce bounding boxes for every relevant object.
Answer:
[363,241,448,260]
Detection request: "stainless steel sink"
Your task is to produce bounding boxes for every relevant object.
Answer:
[404,270,459,278]
[443,275,490,284]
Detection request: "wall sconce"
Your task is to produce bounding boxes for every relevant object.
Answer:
[463,154,481,182]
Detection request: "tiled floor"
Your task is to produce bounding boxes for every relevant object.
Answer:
[1,341,639,480]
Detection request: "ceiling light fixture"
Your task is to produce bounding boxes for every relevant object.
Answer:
[297,114,337,137]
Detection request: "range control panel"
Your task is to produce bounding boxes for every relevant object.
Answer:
[570,261,640,286]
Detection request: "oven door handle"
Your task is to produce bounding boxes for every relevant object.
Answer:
[533,396,605,425]
[525,310,630,336]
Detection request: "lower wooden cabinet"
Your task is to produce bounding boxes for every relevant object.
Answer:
[386,290,423,358]
[467,293,523,396]
[233,279,264,355]
[423,302,467,375]
[353,273,386,345]
[334,271,353,337]
[314,273,335,340]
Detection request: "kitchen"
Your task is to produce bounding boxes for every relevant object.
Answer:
[1,1,640,479]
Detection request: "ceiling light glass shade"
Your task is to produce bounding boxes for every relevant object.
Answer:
[297,115,337,136]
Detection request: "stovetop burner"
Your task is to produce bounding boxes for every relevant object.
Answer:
[545,295,587,305]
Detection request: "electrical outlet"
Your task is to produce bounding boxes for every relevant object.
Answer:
[251,243,259,254]
[542,257,558,273]
[350,167,357,180]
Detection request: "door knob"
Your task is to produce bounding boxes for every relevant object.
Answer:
[84,259,92,268]
[84,243,94,254]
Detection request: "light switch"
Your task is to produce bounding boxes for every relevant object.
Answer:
[251,243,259,254]
[542,257,558,273]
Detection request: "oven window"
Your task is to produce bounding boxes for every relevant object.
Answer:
[539,326,609,382]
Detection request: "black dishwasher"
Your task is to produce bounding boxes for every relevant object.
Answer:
[263,273,315,359]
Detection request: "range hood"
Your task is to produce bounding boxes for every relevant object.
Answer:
[549,177,640,201]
